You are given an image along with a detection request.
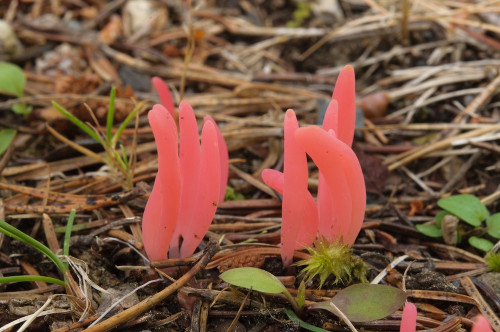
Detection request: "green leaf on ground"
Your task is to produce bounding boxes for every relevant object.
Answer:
[416,224,442,238]
[468,236,493,252]
[0,62,25,97]
[11,103,32,115]
[437,194,489,226]
[309,283,406,322]
[486,213,500,239]
[220,267,287,294]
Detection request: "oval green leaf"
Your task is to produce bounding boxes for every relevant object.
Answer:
[310,284,406,322]
[0,62,25,97]
[486,213,500,239]
[416,224,442,238]
[0,129,16,156]
[437,194,489,226]
[468,236,493,252]
[220,267,287,294]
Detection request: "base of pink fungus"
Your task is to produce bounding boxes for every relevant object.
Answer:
[400,302,417,332]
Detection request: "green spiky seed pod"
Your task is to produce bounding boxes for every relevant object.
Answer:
[296,236,367,289]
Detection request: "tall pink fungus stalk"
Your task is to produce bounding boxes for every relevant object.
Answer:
[399,306,492,332]
[318,65,356,240]
[142,78,228,260]
[262,110,319,266]
[400,302,417,332]
[471,315,492,332]
[142,105,181,261]
[261,65,364,266]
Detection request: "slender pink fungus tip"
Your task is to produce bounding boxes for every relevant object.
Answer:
[400,302,417,332]
[471,315,492,332]
[331,65,356,147]
[152,76,176,117]
[203,115,229,202]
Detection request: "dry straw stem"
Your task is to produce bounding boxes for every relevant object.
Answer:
[82,241,219,332]
[460,276,500,332]
[386,122,500,171]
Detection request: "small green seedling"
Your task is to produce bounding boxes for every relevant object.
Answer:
[51,88,146,189]
[417,194,500,252]
[0,218,69,286]
[0,61,32,115]
[220,267,406,326]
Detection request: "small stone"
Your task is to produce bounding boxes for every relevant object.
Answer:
[478,272,500,294]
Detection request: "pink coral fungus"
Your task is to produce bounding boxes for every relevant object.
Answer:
[142,79,228,260]
[400,302,417,332]
[261,65,365,266]
[471,315,492,332]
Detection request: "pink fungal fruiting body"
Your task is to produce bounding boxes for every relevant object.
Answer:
[261,65,365,266]
[142,79,228,260]
[400,302,417,332]
[471,315,492,332]
[262,110,319,266]
[398,306,492,332]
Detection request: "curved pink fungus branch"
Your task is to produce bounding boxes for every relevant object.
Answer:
[471,315,492,332]
[142,105,181,261]
[142,78,228,260]
[400,302,417,332]
[317,101,339,239]
[296,126,366,245]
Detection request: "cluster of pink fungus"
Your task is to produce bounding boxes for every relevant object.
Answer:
[142,78,228,260]
[262,65,366,266]
[142,65,365,267]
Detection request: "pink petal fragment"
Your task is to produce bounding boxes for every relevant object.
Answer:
[400,302,417,332]
[180,120,220,257]
[152,77,176,117]
[204,115,228,202]
[331,65,356,147]
[281,110,312,266]
[261,168,318,249]
[471,315,492,332]
[295,126,365,245]
[142,105,181,261]
[169,101,201,258]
